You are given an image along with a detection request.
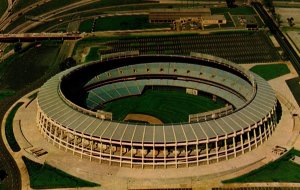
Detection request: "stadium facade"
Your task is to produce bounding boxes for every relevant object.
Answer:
[37,53,278,168]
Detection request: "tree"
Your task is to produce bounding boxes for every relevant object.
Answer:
[273,13,282,27]
[264,0,274,9]
[0,170,7,181]
[13,42,22,53]
[226,0,237,8]
[59,57,76,71]
[287,17,295,27]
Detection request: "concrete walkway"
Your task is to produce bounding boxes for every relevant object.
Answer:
[8,89,297,190]
[1,61,299,189]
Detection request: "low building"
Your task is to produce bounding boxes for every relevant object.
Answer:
[149,8,211,23]
[172,15,227,31]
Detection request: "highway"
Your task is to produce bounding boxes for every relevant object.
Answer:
[0,33,82,43]
[252,2,300,75]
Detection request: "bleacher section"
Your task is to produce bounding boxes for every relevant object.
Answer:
[85,62,254,110]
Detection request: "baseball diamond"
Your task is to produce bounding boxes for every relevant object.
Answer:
[36,53,278,169]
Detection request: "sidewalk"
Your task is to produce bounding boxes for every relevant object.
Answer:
[8,89,297,190]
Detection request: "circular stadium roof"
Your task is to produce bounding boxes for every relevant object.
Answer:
[37,54,277,144]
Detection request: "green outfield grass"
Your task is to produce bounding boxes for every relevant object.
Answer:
[22,157,99,189]
[250,64,290,80]
[223,149,300,183]
[5,102,23,152]
[103,89,226,123]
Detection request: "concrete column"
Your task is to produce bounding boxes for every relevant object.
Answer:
[267,118,272,138]
[142,145,145,169]
[185,144,188,167]
[89,140,93,161]
[263,122,267,141]
[119,144,123,167]
[164,145,167,169]
[254,128,258,148]
[59,128,63,149]
[73,135,77,155]
[233,136,237,157]
[175,145,178,168]
[259,125,263,144]
[240,134,244,154]
[99,141,103,164]
[225,139,228,160]
[215,141,219,162]
[152,144,155,169]
[54,126,58,145]
[196,142,199,166]
[66,133,69,152]
[131,144,133,168]
[206,142,209,164]
[80,136,84,159]
[109,143,112,166]
[247,131,251,151]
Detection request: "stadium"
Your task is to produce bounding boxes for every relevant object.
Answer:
[37,52,278,169]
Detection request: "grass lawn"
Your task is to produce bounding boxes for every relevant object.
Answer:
[5,102,23,152]
[0,44,60,91]
[211,7,256,15]
[250,64,290,80]
[0,90,15,100]
[223,149,300,183]
[0,0,8,18]
[80,15,169,32]
[103,89,226,123]
[78,19,93,33]
[85,47,101,62]
[22,157,99,189]
[286,77,300,107]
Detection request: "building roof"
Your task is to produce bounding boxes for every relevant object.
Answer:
[38,54,277,145]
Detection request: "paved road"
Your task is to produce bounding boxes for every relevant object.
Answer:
[252,2,300,75]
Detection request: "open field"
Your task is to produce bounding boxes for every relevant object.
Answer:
[276,8,300,27]
[0,43,61,91]
[84,47,102,62]
[0,0,8,18]
[286,77,300,107]
[103,89,226,123]
[79,15,169,32]
[211,7,257,15]
[99,31,280,64]
[0,90,15,101]
[250,64,290,80]
[22,156,99,189]
[5,102,23,152]
[223,149,300,183]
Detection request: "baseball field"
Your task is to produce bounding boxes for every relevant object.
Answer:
[103,89,227,124]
